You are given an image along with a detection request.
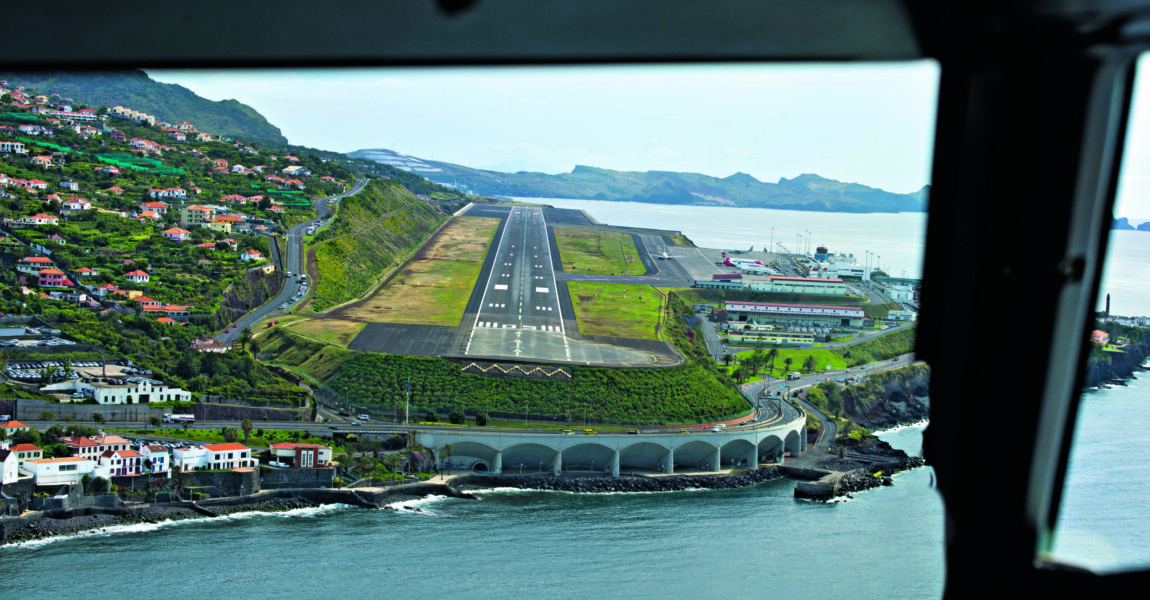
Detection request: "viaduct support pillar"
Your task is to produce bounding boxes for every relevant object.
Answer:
[748,444,758,469]
[552,450,562,476]
[493,450,502,475]
[664,448,674,474]
[611,449,620,477]
[711,447,721,472]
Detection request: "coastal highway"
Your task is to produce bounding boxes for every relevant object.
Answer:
[215,179,367,345]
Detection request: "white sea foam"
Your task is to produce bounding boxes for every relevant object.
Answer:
[5,503,351,549]
[871,419,930,436]
[385,495,449,514]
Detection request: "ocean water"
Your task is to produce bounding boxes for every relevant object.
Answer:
[0,426,945,600]
[1048,371,1150,573]
[514,197,929,280]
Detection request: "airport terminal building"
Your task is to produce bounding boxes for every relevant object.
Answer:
[747,276,849,296]
[720,301,866,329]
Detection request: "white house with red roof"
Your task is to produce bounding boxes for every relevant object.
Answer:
[9,443,43,470]
[10,212,59,226]
[93,283,119,297]
[17,256,55,275]
[63,436,103,460]
[1,420,29,434]
[62,198,91,212]
[240,249,263,262]
[140,444,170,475]
[163,227,190,241]
[100,449,143,476]
[149,187,186,201]
[140,201,168,214]
[73,266,97,278]
[124,269,150,284]
[202,443,254,470]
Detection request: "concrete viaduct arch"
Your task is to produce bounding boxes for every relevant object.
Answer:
[418,413,805,476]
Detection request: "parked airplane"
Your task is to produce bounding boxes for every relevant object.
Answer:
[727,245,753,254]
[721,252,765,269]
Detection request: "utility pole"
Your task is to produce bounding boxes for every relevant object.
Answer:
[405,377,410,426]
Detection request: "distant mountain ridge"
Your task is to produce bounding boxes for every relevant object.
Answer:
[349,148,928,213]
[0,70,287,145]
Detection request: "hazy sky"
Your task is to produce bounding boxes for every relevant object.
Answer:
[149,57,1150,218]
[149,63,940,195]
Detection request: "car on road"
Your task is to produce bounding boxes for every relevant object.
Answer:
[583,428,596,435]
[561,429,574,435]
[351,420,361,426]
[626,430,639,435]
[678,429,690,434]
[224,328,232,333]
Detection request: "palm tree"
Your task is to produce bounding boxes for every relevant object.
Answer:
[783,357,793,375]
[442,443,454,475]
[803,355,817,374]
[383,452,404,479]
[766,348,779,376]
[241,419,253,443]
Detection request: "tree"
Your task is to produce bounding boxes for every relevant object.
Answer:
[803,355,817,374]
[147,415,162,430]
[722,352,732,366]
[39,410,55,421]
[383,452,403,475]
[475,412,488,426]
[241,419,253,443]
[448,410,465,425]
[441,443,454,474]
[783,357,793,374]
[221,426,239,443]
[766,348,779,376]
[92,412,106,425]
[90,476,110,495]
[239,327,253,350]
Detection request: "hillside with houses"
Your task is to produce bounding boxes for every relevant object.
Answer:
[0,78,469,408]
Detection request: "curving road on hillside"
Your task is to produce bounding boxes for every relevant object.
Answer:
[215,179,368,345]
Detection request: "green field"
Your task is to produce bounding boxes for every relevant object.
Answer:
[734,326,916,377]
[568,281,664,340]
[554,227,646,276]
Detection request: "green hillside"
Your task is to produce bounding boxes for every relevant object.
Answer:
[0,70,287,145]
[308,180,447,312]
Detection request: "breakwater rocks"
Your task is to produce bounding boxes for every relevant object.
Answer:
[452,467,783,493]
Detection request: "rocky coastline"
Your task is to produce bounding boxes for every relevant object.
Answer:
[451,466,784,494]
[2,463,906,546]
